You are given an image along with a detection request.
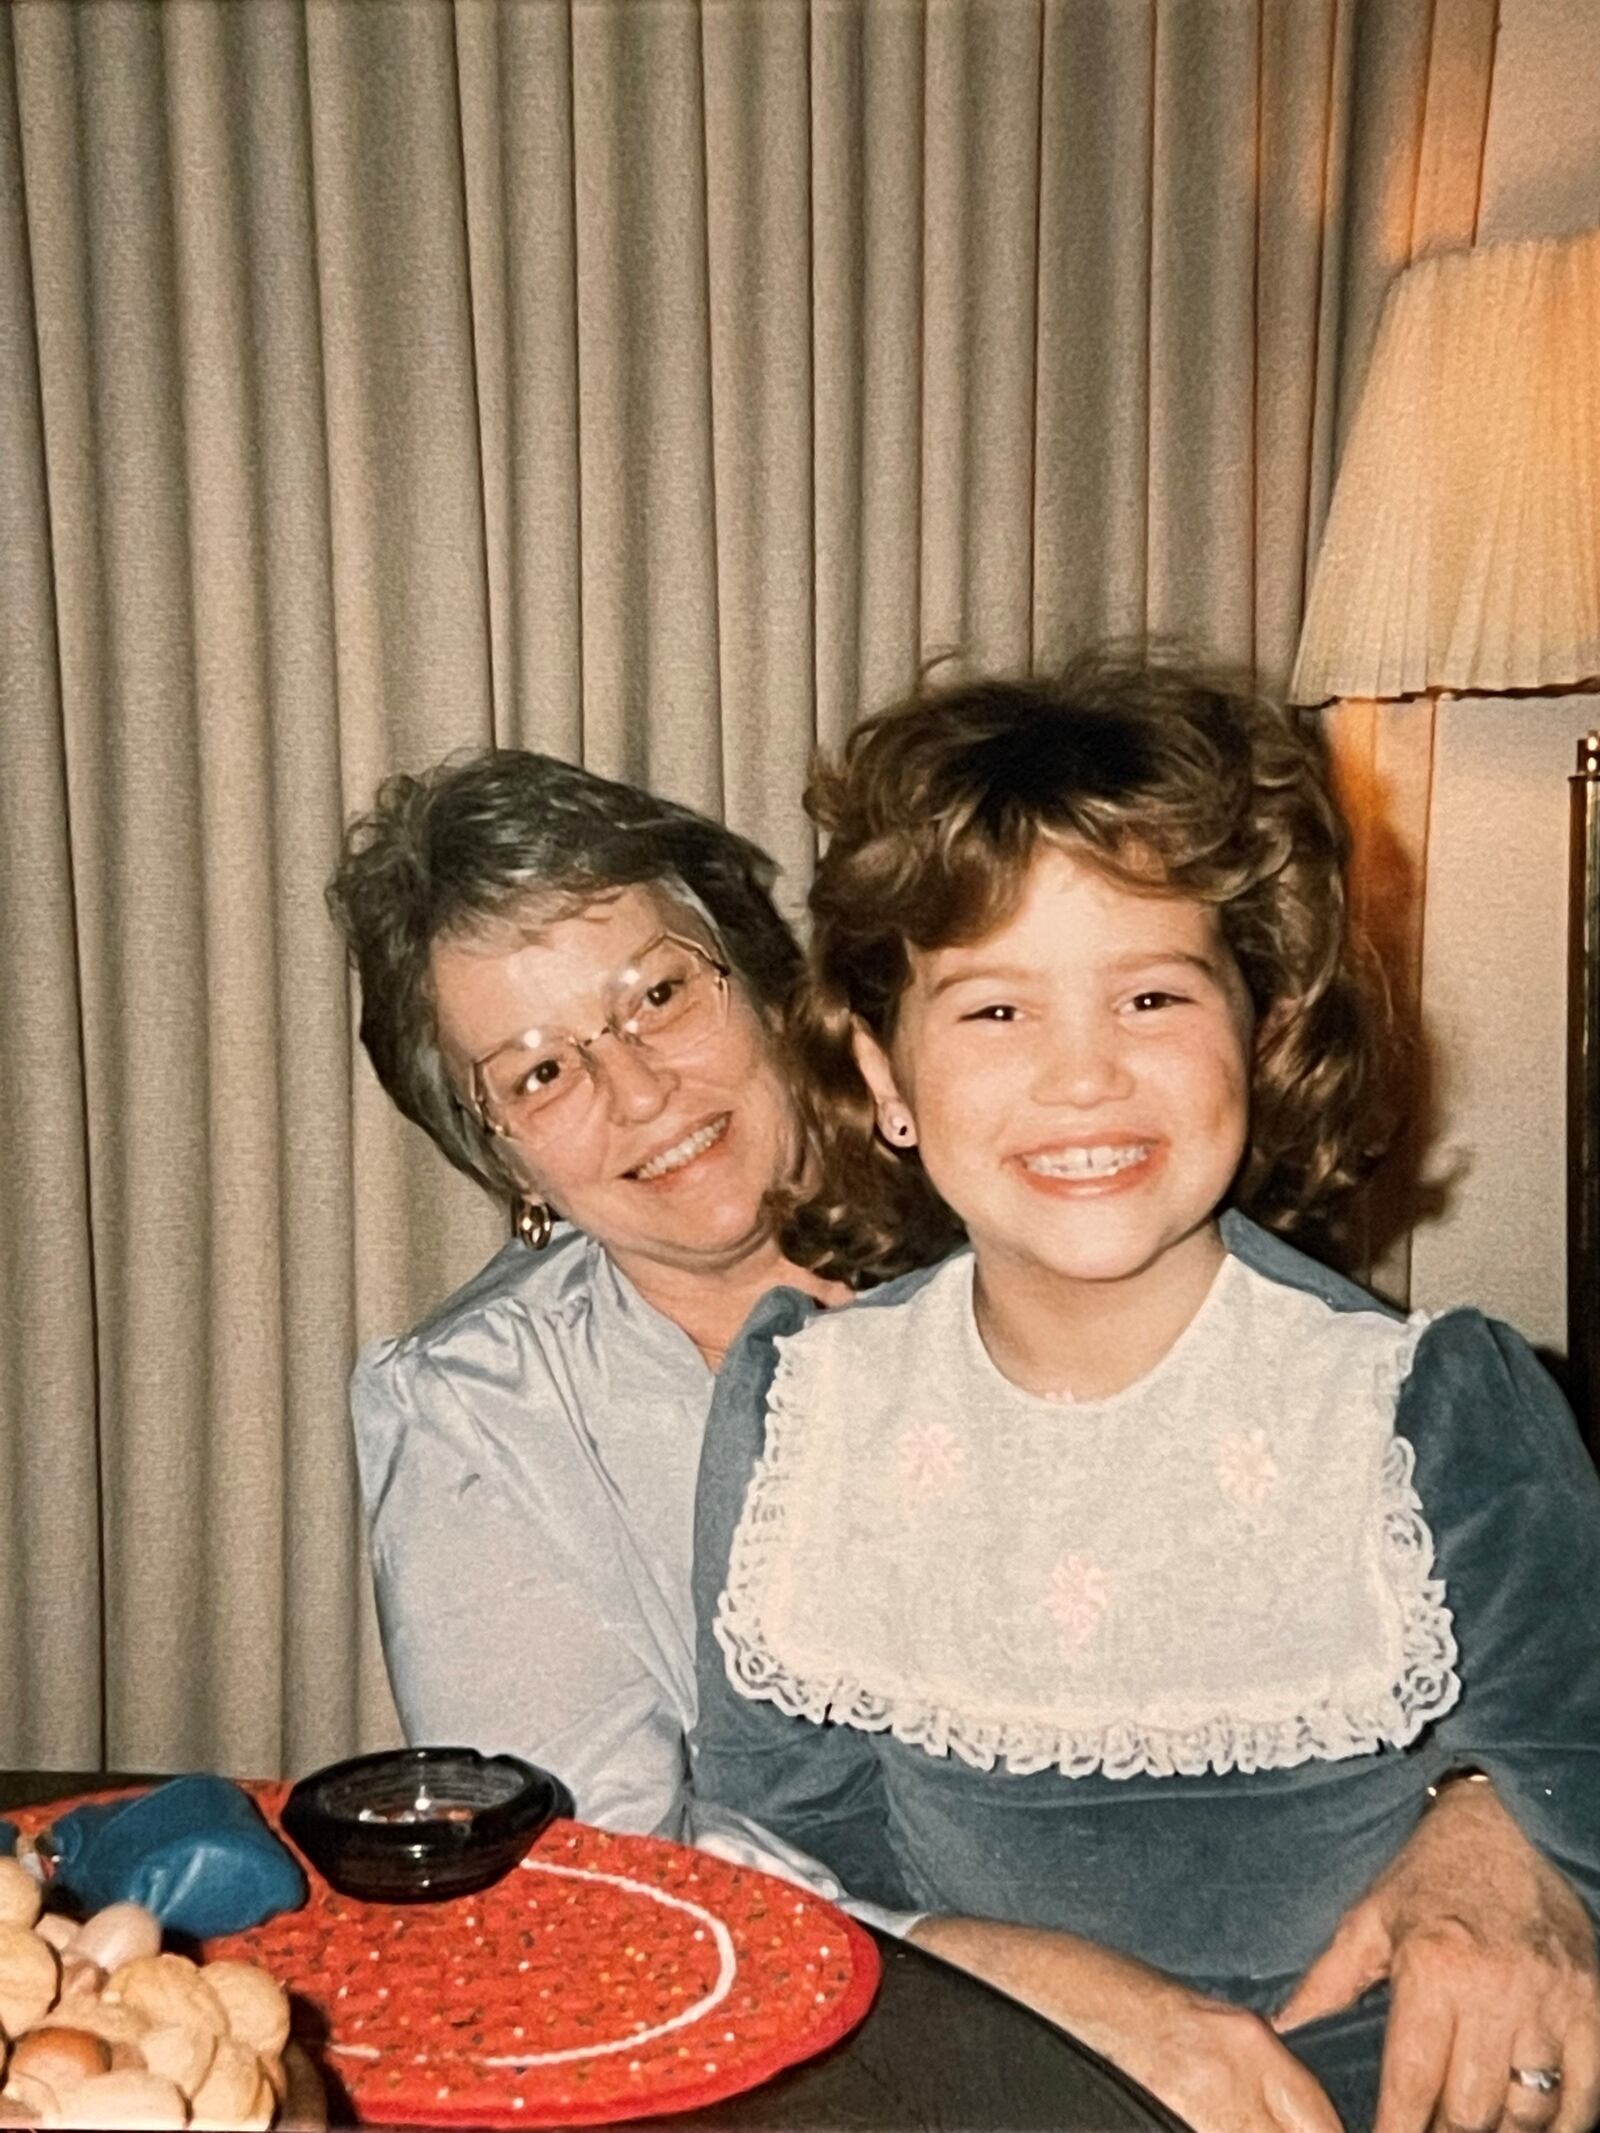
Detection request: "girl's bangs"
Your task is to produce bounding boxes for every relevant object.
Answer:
[913,808,1161,953]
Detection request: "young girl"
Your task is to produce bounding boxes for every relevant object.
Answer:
[690,657,1600,2133]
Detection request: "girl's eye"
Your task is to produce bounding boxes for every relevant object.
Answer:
[1126,990,1185,1013]
[959,1003,1020,1024]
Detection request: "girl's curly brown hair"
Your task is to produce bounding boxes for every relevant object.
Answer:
[779,649,1394,1286]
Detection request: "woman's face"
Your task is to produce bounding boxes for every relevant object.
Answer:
[854,845,1254,1308]
[430,885,800,1284]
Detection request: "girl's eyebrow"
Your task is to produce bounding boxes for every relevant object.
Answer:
[927,947,1226,999]
[1102,949,1229,981]
[926,961,1038,999]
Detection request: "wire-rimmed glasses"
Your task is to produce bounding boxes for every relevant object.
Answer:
[468,932,732,1150]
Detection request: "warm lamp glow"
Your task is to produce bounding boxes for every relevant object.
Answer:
[1291,226,1600,705]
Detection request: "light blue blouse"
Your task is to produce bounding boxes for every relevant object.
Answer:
[352,1227,713,1834]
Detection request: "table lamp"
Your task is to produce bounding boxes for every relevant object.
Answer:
[1290,225,1600,1445]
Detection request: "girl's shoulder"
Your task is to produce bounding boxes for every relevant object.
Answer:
[1218,1209,1403,1319]
[719,1249,970,1390]
[1400,1305,1594,1507]
[705,1254,971,1518]
[1223,1211,1592,1500]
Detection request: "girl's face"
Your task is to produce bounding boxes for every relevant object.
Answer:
[430,884,800,1286]
[853,845,1254,1307]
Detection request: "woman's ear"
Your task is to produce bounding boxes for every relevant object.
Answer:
[496,1135,562,1215]
[851,1020,918,1149]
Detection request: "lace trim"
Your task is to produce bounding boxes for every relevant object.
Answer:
[715,1313,1461,1779]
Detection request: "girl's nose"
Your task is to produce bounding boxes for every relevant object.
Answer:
[594,1035,677,1121]
[1030,1020,1135,1107]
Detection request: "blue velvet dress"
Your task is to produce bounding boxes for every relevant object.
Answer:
[689,1215,1600,2130]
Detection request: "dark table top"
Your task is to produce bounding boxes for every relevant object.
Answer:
[1,1771,1186,2132]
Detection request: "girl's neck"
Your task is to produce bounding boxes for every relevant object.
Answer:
[613,1235,849,1372]
[971,1221,1226,1402]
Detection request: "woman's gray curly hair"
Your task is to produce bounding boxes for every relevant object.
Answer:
[327,750,801,1200]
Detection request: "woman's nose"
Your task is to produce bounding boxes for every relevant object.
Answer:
[594,1035,677,1120]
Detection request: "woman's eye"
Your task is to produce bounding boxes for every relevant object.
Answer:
[960,1003,1019,1024]
[1126,990,1184,1013]
[643,977,684,1011]
[522,1056,568,1089]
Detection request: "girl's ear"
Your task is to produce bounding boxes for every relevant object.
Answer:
[850,1020,919,1149]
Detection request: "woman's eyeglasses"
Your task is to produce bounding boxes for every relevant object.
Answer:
[469,934,732,1148]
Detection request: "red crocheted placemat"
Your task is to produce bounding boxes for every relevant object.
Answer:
[10,1782,880,2127]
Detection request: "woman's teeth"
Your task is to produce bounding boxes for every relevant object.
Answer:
[1022,1143,1150,1179]
[632,1117,728,1181]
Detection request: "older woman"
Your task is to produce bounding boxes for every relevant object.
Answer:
[326,749,860,1835]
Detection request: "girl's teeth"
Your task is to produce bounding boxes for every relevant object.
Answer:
[1024,1143,1149,1179]
[634,1118,726,1180]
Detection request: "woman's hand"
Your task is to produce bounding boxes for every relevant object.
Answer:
[909,1914,1342,2133]
[1122,1980,1347,2133]
[1273,1778,1600,2133]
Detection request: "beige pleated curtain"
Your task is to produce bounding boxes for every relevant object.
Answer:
[2,0,1493,1777]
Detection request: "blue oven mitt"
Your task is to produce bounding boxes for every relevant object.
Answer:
[46,1776,306,1937]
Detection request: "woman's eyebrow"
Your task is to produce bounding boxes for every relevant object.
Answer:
[467,931,676,1067]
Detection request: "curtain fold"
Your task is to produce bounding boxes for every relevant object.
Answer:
[1,17,104,1768]
[810,0,926,754]
[1,0,1495,1776]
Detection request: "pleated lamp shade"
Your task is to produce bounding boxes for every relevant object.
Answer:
[1290,225,1600,705]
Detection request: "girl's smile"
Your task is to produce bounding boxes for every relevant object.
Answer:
[1015,1138,1160,1189]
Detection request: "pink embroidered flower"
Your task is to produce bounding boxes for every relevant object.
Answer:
[1044,1556,1109,1658]
[895,1422,967,1497]
[1216,1428,1280,1507]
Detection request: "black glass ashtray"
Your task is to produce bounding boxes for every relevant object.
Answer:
[282,1747,573,1903]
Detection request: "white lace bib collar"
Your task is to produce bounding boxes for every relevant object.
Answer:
[715,1251,1460,1779]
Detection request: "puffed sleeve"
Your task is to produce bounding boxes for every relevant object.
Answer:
[689,1289,916,1913]
[353,1339,693,1835]
[1403,1309,1600,1914]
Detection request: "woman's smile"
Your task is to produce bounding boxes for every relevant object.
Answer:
[624,1112,732,1184]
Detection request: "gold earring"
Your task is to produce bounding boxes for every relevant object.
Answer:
[514,1198,554,1251]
